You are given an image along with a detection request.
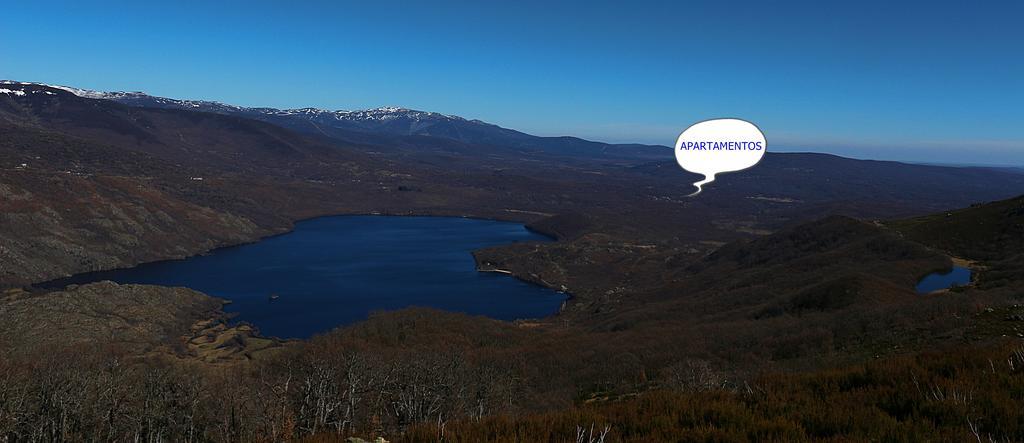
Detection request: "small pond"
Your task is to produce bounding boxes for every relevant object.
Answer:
[915,266,972,294]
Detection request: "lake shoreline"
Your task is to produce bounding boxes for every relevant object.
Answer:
[35,215,569,339]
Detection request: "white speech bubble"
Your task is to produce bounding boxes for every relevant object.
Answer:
[675,118,766,196]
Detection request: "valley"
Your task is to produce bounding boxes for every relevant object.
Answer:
[2,81,1024,441]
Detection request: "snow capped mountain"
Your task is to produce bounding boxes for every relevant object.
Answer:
[2,80,666,160]
[15,82,527,143]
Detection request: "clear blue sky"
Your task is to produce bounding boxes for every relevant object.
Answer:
[3,1,1022,165]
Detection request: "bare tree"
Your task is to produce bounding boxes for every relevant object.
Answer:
[576,423,611,443]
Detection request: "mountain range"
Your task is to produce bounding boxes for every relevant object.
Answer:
[3,80,666,161]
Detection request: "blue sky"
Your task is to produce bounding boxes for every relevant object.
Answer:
[3,1,1022,165]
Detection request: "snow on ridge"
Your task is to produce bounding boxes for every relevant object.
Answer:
[0,81,143,100]
[45,84,128,99]
[0,83,59,96]
[263,105,466,123]
[3,81,241,111]
[330,106,465,122]
[1,80,469,122]
[270,107,333,116]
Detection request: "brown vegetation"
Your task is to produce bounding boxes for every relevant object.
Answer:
[401,342,1024,442]
[2,321,1022,442]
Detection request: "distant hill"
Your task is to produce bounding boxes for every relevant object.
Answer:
[628,152,1024,225]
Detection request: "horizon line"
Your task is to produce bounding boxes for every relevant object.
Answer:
[5,78,1023,168]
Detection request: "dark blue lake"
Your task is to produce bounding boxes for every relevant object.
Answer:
[50,216,565,338]
[915,266,972,293]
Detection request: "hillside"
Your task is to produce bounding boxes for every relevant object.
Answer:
[0,84,398,286]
